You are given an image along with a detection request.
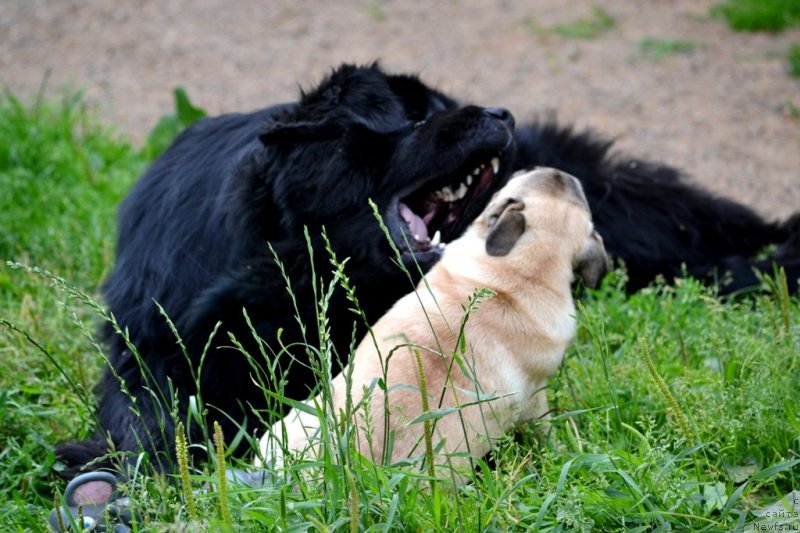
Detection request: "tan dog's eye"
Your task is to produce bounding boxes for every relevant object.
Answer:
[486,197,523,230]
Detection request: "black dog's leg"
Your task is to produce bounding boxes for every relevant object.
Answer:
[56,343,184,477]
[58,264,304,477]
[715,212,800,292]
[176,254,341,448]
[513,121,799,292]
[56,262,294,477]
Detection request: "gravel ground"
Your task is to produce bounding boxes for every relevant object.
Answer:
[2,0,798,219]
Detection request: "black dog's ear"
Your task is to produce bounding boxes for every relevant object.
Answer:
[485,199,526,257]
[259,119,343,145]
[574,231,610,288]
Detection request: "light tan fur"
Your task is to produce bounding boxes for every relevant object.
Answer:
[257,167,608,477]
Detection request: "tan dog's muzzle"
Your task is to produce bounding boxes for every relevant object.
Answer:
[575,231,609,288]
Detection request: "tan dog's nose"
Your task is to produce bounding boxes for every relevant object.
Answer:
[574,231,609,288]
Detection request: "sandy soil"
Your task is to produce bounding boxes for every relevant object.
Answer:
[1,0,798,219]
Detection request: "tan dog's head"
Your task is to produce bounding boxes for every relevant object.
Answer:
[476,167,609,288]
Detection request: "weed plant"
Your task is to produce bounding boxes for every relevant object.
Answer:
[711,0,800,32]
[523,7,615,41]
[637,39,699,61]
[789,44,800,78]
[712,0,800,80]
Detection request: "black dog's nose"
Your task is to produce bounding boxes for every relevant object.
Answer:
[484,107,515,129]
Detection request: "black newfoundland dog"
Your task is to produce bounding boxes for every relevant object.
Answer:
[57,63,799,475]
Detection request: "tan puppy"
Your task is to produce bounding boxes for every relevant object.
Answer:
[257,167,608,476]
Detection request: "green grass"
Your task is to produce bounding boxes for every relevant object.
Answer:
[638,38,699,60]
[362,2,388,24]
[789,44,800,77]
[140,87,206,161]
[783,100,800,120]
[711,0,800,32]
[0,89,143,529]
[524,6,616,41]
[711,1,800,84]
[550,6,615,40]
[2,91,800,531]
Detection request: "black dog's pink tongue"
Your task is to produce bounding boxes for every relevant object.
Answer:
[399,202,429,242]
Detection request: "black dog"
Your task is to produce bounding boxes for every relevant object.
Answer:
[57,63,799,476]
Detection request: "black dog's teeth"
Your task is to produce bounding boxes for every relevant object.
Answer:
[398,153,502,254]
[433,157,500,202]
[430,229,442,247]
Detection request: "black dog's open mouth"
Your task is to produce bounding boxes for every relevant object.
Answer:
[389,151,503,257]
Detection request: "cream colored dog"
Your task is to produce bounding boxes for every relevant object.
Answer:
[257,167,608,476]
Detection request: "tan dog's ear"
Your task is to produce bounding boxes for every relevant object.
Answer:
[575,231,609,288]
[485,199,526,257]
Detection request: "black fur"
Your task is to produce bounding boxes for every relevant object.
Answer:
[56,63,799,476]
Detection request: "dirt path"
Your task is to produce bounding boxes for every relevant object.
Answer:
[2,0,798,219]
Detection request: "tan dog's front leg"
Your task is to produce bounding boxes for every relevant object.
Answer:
[528,386,552,437]
[519,385,565,452]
